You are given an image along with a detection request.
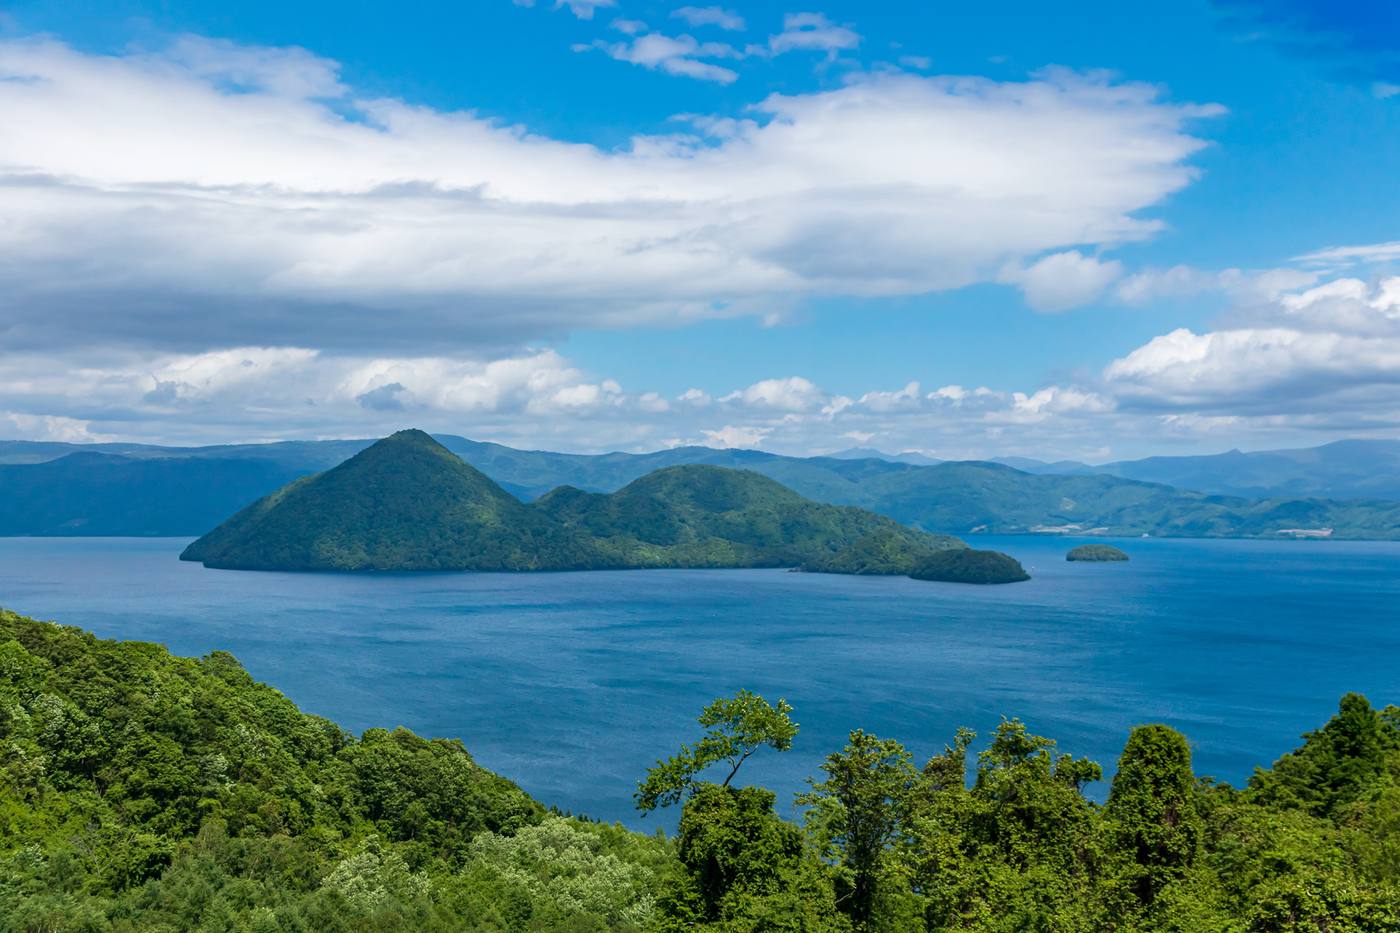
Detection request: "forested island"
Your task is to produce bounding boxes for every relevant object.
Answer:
[1067,544,1130,562]
[1,608,1396,930]
[908,547,1031,584]
[182,430,1022,583]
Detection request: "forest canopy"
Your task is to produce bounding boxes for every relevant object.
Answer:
[1,607,1397,931]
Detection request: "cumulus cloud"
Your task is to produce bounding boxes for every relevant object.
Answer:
[559,0,616,18]
[1105,276,1400,415]
[578,32,741,82]
[1003,250,1123,312]
[1115,265,1319,304]
[766,12,861,55]
[1005,386,1113,421]
[672,6,745,31]
[0,413,110,443]
[513,0,615,19]
[722,376,826,411]
[0,336,1132,457]
[701,425,772,448]
[856,381,923,412]
[0,38,1219,359]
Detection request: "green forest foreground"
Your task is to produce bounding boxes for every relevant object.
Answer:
[1,608,1397,932]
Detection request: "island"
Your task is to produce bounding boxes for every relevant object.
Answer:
[181,429,1012,579]
[908,548,1031,584]
[1066,544,1130,562]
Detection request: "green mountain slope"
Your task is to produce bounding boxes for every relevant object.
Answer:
[183,432,965,574]
[180,430,592,571]
[537,464,961,571]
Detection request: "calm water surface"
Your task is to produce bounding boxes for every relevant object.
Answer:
[2,535,1397,828]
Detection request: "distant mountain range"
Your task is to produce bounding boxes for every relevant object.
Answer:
[846,440,1400,501]
[3,434,1399,540]
[181,430,965,574]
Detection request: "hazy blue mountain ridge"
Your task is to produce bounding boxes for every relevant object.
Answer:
[5,434,1400,539]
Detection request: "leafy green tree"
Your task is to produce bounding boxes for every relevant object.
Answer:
[1251,692,1400,817]
[635,690,797,813]
[1105,724,1202,906]
[664,783,844,929]
[800,729,918,925]
[972,718,1102,868]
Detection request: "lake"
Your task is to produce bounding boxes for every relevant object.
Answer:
[2,535,1397,829]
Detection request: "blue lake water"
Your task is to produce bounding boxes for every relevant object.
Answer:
[1,535,1398,829]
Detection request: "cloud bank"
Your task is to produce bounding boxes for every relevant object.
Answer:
[0,36,1218,359]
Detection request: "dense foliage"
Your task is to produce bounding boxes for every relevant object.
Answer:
[1067,544,1130,562]
[182,430,965,574]
[3,607,1398,931]
[0,608,670,930]
[645,692,1400,932]
[908,548,1031,584]
[11,433,1400,540]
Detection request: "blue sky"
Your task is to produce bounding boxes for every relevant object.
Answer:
[0,0,1398,458]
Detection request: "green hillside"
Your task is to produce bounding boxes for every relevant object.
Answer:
[536,465,960,572]
[182,432,965,574]
[181,430,591,572]
[0,608,667,930]
[2,608,1397,931]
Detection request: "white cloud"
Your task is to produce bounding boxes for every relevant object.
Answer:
[1003,250,1123,312]
[0,38,1219,359]
[701,424,771,448]
[1105,276,1400,413]
[580,32,741,82]
[1294,240,1400,270]
[1115,265,1319,304]
[1106,327,1400,409]
[678,388,713,405]
[1372,81,1400,100]
[857,381,922,412]
[557,0,615,19]
[898,55,932,70]
[767,12,860,55]
[723,376,826,411]
[672,6,746,31]
[0,413,110,443]
[638,391,670,412]
[1006,386,1112,421]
